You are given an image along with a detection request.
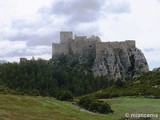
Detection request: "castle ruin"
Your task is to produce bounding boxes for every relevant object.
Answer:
[52,31,148,80]
[52,31,135,59]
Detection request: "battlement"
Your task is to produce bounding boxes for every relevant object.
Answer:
[74,35,87,41]
[61,31,72,32]
[96,40,135,49]
[125,40,135,47]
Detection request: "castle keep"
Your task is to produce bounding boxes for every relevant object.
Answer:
[52,31,135,59]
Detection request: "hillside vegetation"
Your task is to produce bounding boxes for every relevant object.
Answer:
[87,71,160,99]
[0,56,110,97]
[0,56,159,99]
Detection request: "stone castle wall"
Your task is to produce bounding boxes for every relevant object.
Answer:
[52,32,136,58]
[74,35,87,41]
[96,40,135,59]
[52,43,69,56]
[70,40,96,55]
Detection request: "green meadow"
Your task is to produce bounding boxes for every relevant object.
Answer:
[0,94,159,120]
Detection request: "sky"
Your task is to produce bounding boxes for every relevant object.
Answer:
[0,0,160,70]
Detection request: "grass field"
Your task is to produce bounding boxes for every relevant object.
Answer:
[0,94,159,120]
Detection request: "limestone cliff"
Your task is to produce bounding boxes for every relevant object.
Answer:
[92,47,149,80]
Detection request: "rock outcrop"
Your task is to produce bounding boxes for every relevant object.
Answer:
[152,67,160,72]
[92,47,149,80]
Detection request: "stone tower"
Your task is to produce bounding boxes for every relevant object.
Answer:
[60,31,73,43]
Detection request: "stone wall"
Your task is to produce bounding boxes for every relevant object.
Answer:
[52,43,69,56]
[125,40,135,48]
[70,40,96,55]
[52,32,136,59]
[74,35,87,41]
[96,40,135,59]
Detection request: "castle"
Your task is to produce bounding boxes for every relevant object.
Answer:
[19,31,148,80]
[52,31,135,59]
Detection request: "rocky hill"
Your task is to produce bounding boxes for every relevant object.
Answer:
[92,47,149,80]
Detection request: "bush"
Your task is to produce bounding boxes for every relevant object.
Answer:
[78,96,94,109]
[78,96,113,114]
[97,102,113,113]
[57,91,73,101]
[30,89,40,96]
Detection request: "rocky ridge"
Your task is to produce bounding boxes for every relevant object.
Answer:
[92,47,149,80]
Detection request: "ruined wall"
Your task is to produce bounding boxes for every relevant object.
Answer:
[70,40,96,56]
[53,32,135,59]
[125,40,135,48]
[87,35,101,42]
[52,43,69,56]
[74,35,87,41]
[96,40,135,59]
[52,31,73,56]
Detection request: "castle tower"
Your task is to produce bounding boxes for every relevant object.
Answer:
[60,31,73,43]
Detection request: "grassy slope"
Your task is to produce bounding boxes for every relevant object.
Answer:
[0,94,107,120]
[104,97,160,119]
[0,94,160,120]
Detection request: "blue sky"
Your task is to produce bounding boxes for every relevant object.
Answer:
[0,0,160,70]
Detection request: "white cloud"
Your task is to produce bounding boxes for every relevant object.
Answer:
[145,49,160,70]
[0,0,52,22]
[26,46,51,56]
[0,40,26,57]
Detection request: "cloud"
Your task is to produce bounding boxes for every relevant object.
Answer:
[144,48,155,52]
[0,0,55,61]
[37,0,131,36]
[50,0,105,23]
[105,0,131,14]
[5,0,132,47]
[0,39,51,61]
[7,32,59,46]
[0,40,26,57]
[5,15,60,46]
[41,0,131,27]
[144,49,160,70]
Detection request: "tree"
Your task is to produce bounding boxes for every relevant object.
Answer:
[115,79,125,88]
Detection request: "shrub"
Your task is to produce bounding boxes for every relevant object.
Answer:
[78,96,94,109]
[78,96,113,114]
[57,91,73,101]
[96,102,113,113]
[30,89,40,96]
